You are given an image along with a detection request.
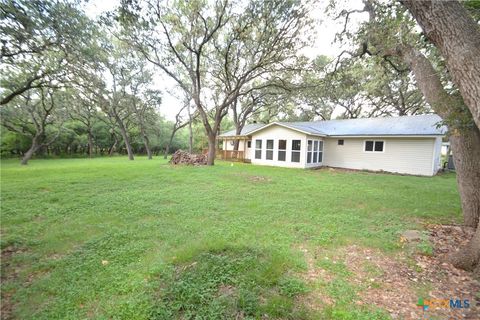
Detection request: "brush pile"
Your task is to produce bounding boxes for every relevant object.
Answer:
[169,150,208,165]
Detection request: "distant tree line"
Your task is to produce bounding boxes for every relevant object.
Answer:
[0,107,192,159]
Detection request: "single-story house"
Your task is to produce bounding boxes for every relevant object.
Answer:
[218,114,446,176]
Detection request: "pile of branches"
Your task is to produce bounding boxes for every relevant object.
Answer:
[169,150,207,165]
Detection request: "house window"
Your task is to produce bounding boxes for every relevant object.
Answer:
[338,139,344,145]
[374,141,384,152]
[278,139,286,161]
[266,139,274,160]
[307,140,312,164]
[247,141,252,148]
[364,140,384,152]
[365,141,374,151]
[255,139,262,159]
[307,139,323,164]
[291,140,301,162]
[318,141,323,162]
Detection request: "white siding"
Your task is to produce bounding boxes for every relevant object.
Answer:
[432,136,443,174]
[323,137,438,176]
[250,125,309,168]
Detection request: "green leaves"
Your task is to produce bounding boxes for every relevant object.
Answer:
[1,0,98,105]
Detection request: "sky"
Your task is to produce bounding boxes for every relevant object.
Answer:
[84,0,368,120]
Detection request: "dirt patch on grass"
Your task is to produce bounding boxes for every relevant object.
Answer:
[233,173,271,183]
[295,244,334,311]
[425,223,475,262]
[217,284,237,298]
[417,224,479,318]
[1,246,27,320]
[297,244,333,283]
[343,245,422,319]
[342,224,480,319]
[296,224,479,319]
[248,175,271,183]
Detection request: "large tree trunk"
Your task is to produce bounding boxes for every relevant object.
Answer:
[206,134,216,166]
[121,130,135,160]
[187,103,193,154]
[113,114,134,160]
[402,0,480,130]
[140,127,152,160]
[188,120,193,154]
[144,136,152,160]
[21,134,42,165]
[163,144,170,159]
[21,146,36,165]
[233,125,243,151]
[232,99,241,152]
[87,128,94,158]
[450,220,480,273]
[400,45,480,228]
[164,129,176,160]
[109,134,118,156]
[399,44,480,270]
[450,128,480,228]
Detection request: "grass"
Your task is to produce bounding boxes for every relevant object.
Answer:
[0,157,461,319]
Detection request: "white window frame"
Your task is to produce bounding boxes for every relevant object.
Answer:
[307,139,323,164]
[278,139,287,161]
[266,139,274,160]
[255,139,262,159]
[291,140,301,163]
[318,140,324,162]
[364,140,385,153]
[307,140,313,164]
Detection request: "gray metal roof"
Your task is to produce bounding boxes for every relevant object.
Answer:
[219,123,265,137]
[277,122,327,135]
[219,114,446,137]
[285,114,445,136]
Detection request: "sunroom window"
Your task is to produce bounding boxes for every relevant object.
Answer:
[307,140,312,164]
[266,139,274,160]
[278,139,286,161]
[255,139,262,159]
[291,140,301,162]
[307,139,323,164]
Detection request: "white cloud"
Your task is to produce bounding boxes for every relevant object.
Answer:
[84,0,119,19]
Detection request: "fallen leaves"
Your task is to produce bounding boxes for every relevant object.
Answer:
[297,224,480,319]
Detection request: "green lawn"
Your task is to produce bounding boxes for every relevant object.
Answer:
[0,157,461,319]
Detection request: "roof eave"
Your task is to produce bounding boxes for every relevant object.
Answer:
[217,135,250,139]
[246,122,327,137]
[327,134,445,138]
